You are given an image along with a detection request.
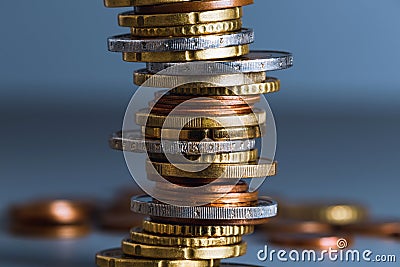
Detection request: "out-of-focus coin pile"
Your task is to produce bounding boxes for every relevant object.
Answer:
[258,199,400,249]
[98,0,292,266]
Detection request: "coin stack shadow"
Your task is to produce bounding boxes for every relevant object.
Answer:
[97,0,292,266]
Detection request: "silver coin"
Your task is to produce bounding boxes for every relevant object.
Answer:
[108,29,254,53]
[131,195,277,220]
[146,51,293,74]
[110,131,256,155]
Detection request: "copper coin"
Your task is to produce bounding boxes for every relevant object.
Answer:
[147,174,224,185]
[107,187,146,213]
[258,219,333,234]
[154,180,249,193]
[98,211,146,232]
[206,201,257,207]
[135,0,254,14]
[268,234,353,250]
[153,191,258,205]
[9,199,94,225]
[10,222,91,239]
[339,219,400,237]
[153,94,261,106]
[150,216,270,226]
[150,104,253,116]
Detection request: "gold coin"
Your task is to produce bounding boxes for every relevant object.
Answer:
[130,19,242,37]
[143,125,264,141]
[134,69,264,87]
[104,0,192,8]
[122,238,247,259]
[130,227,242,247]
[119,8,242,27]
[96,248,219,267]
[171,77,280,96]
[280,203,368,225]
[124,45,249,63]
[148,150,258,164]
[136,108,266,128]
[146,159,277,179]
[143,218,254,236]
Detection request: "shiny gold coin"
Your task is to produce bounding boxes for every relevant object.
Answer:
[96,248,219,267]
[130,227,242,247]
[268,234,353,250]
[148,150,258,164]
[125,45,249,63]
[147,159,277,179]
[134,69,264,87]
[122,238,247,259]
[280,202,368,225]
[10,223,91,239]
[136,108,266,128]
[104,0,193,8]
[130,19,242,37]
[9,199,93,225]
[119,8,241,27]
[143,125,264,141]
[142,218,254,236]
[171,77,280,96]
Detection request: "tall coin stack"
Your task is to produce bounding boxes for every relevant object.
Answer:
[97,0,293,266]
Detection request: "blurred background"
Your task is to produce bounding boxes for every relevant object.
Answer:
[0,0,399,266]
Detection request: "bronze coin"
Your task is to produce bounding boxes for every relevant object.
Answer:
[268,233,353,250]
[9,199,94,225]
[98,211,147,232]
[258,219,333,234]
[10,222,91,239]
[150,216,270,226]
[154,180,249,193]
[135,0,254,14]
[153,192,258,205]
[153,94,261,106]
[149,105,253,115]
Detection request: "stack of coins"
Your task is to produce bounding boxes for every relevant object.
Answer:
[98,0,292,266]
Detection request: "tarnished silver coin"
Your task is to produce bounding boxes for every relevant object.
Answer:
[146,51,293,74]
[131,195,278,220]
[108,29,254,53]
[110,131,256,155]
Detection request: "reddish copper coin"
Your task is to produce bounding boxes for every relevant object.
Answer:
[153,94,261,106]
[150,216,270,226]
[9,199,94,225]
[154,180,249,194]
[98,211,146,232]
[135,0,254,14]
[10,222,91,239]
[149,104,253,115]
[153,191,258,205]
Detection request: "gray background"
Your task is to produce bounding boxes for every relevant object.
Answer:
[1,0,400,266]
